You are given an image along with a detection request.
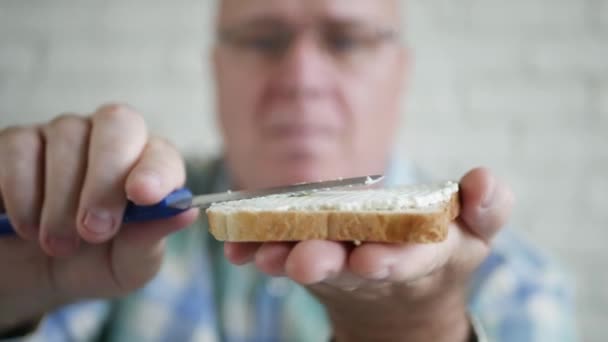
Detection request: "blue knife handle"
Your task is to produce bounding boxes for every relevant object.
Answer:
[0,187,194,237]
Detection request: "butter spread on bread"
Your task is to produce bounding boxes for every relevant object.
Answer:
[206,181,460,243]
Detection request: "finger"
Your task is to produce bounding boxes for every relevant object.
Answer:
[111,208,199,291]
[254,242,294,276]
[0,178,4,213]
[224,242,261,265]
[459,167,515,242]
[125,137,186,205]
[118,208,199,246]
[77,104,148,243]
[285,240,349,285]
[349,228,460,282]
[39,115,90,256]
[0,126,44,240]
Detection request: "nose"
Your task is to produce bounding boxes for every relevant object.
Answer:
[270,34,332,99]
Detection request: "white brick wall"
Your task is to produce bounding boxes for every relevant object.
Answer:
[469,0,589,34]
[0,0,607,340]
[598,0,608,31]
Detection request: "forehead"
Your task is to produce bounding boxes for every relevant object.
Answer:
[218,0,400,26]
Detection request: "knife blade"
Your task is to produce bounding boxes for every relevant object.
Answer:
[170,174,384,210]
[0,174,383,236]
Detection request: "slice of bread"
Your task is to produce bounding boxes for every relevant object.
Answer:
[205,181,460,243]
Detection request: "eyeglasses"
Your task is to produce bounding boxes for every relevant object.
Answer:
[217,21,400,67]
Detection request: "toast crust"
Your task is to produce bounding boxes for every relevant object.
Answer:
[206,192,460,243]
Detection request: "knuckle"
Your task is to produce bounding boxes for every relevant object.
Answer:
[95,103,145,127]
[97,102,130,116]
[44,114,90,140]
[0,124,23,137]
[150,135,176,152]
[0,125,42,156]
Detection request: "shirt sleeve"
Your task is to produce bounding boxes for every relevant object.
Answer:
[469,231,579,342]
[0,301,112,342]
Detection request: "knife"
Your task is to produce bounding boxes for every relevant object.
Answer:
[0,175,383,237]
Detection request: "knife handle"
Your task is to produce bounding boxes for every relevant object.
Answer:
[0,188,194,237]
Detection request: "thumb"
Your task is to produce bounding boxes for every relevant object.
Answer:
[118,208,199,246]
[459,168,515,243]
[110,208,199,289]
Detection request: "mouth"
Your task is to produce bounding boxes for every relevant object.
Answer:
[263,124,335,139]
[259,121,341,160]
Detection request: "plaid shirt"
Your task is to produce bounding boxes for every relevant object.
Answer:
[12,158,578,342]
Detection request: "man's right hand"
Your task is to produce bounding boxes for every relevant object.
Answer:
[0,104,198,332]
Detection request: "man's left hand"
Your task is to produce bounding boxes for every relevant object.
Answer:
[224,167,514,342]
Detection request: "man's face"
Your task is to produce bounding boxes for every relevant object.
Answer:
[214,0,406,189]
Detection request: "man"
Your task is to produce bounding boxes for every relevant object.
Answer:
[0,0,576,341]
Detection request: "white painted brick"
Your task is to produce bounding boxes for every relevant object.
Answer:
[584,169,608,223]
[1,0,607,336]
[405,128,511,160]
[404,80,465,118]
[599,0,608,31]
[152,114,220,156]
[576,276,608,341]
[509,171,583,219]
[581,313,608,342]
[0,0,209,45]
[399,123,512,180]
[166,44,208,77]
[0,42,38,74]
[406,0,472,33]
[27,76,201,113]
[0,1,107,37]
[407,47,457,85]
[530,37,608,77]
[519,124,601,162]
[0,73,41,126]
[469,0,588,35]
[0,110,53,128]
[102,0,208,34]
[411,34,528,80]
[45,43,170,74]
[599,83,608,119]
[467,79,588,117]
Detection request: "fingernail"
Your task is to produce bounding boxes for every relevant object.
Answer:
[481,177,497,209]
[46,235,79,256]
[83,210,115,236]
